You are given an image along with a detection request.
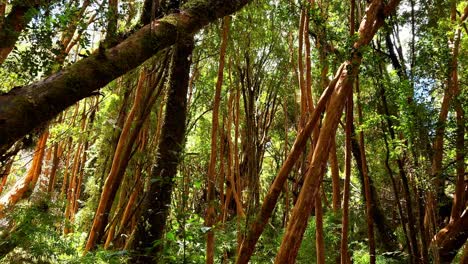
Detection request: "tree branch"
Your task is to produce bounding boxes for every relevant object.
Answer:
[0,0,252,157]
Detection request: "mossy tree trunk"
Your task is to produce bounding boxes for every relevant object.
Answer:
[0,0,252,157]
[0,1,49,64]
[126,36,193,263]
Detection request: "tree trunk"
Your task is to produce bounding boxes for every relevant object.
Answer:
[236,73,340,263]
[434,209,468,263]
[0,0,252,157]
[206,16,230,264]
[330,138,341,213]
[106,0,119,43]
[356,77,376,264]
[274,60,356,263]
[448,21,463,224]
[297,8,307,123]
[0,2,46,64]
[315,189,325,264]
[274,1,400,261]
[0,128,48,215]
[85,70,148,251]
[0,159,14,195]
[340,93,353,264]
[126,37,193,263]
[376,63,419,259]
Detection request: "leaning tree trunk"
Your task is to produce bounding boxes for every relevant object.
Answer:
[0,2,48,64]
[236,73,340,264]
[0,128,49,215]
[434,209,468,263]
[0,0,252,157]
[274,1,400,261]
[85,70,147,250]
[205,16,230,264]
[126,37,194,263]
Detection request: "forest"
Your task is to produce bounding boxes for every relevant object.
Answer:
[0,0,466,263]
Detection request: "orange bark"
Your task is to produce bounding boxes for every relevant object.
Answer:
[206,16,230,264]
[434,209,468,263]
[234,84,243,253]
[0,129,48,214]
[275,62,355,263]
[426,3,465,247]
[64,142,83,234]
[0,159,13,195]
[236,66,342,263]
[274,1,399,261]
[297,8,307,123]
[85,70,146,251]
[304,7,314,113]
[60,138,74,198]
[225,91,244,218]
[330,138,341,212]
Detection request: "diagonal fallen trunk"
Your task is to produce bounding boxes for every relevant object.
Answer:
[0,0,252,157]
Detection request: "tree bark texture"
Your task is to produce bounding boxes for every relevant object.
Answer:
[126,37,193,263]
[434,209,468,263]
[315,189,325,264]
[329,138,341,213]
[0,0,252,157]
[205,16,230,264]
[236,70,341,263]
[0,128,48,215]
[0,1,47,64]
[274,59,357,264]
[85,70,147,250]
[274,1,400,261]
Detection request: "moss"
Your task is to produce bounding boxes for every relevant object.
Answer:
[182,0,210,10]
[158,14,180,27]
[11,95,34,113]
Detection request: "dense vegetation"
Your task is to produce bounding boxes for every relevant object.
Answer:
[0,0,466,263]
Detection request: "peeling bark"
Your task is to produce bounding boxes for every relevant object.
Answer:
[206,16,230,264]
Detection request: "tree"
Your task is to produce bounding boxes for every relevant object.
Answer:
[0,0,466,262]
[0,0,252,157]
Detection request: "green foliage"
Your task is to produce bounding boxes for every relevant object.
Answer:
[0,199,128,264]
[1,0,466,262]
[0,199,74,263]
[160,213,207,263]
[352,241,403,264]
